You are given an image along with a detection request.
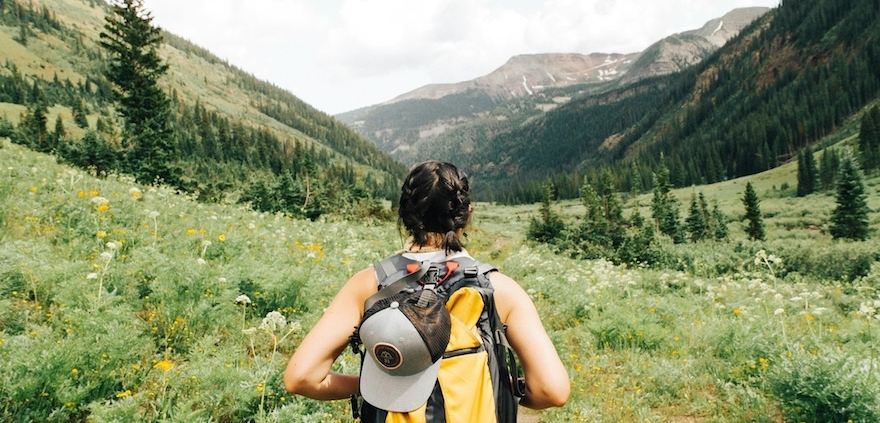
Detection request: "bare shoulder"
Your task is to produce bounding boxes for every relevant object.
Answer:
[487,271,532,322]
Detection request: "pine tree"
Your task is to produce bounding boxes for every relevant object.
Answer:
[711,202,728,241]
[685,193,709,242]
[818,148,840,191]
[100,0,177,185]
[796,146,817,196]
[742,182,765,241]
[527,182,564,243]
[830,151,871,241]
[651,161,684,243]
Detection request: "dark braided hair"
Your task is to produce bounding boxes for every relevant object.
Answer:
[399,161,472,253]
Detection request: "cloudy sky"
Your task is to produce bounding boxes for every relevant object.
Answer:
[147,0,779,115]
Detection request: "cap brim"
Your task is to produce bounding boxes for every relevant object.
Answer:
[360,355,442,412]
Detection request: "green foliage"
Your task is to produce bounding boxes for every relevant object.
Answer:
[742,182,765,241]
[830,151,871,241]
[526,182,564,243]
[651,162,685,243]
[685,192,710,242]
[859,105,880,173]
[819,147,841,191]
[100,0,177,186]
[797,146,818,196]
[767,347,880,423]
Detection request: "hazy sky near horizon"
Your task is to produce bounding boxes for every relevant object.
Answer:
[147,0,779,115]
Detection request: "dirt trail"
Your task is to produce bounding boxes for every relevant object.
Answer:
[518,409,541,423]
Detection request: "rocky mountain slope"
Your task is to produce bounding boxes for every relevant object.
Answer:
[337,7,770,158]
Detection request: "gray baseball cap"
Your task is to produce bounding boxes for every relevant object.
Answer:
[358,288,451,412]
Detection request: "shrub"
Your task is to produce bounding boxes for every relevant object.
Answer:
[766,347,880,423]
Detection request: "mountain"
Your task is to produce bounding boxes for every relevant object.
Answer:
[448,0,880,203]
[0,0,405,218]
[336,7,769,158]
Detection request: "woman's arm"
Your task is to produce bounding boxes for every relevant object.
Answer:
[283,267,377,400]
[490,272,570,409]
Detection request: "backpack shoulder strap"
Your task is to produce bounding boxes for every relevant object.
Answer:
[364,256,430,311]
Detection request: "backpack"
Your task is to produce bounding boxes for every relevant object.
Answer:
[349,255,525,423]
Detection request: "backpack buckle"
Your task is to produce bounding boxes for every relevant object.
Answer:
[464,266,478,278]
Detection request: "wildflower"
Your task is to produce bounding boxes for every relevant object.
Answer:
[259,311,287,332]
[71,368,79,375]
[201,240,212,248]
[197,258,207,266]
[106,242,118,250]
[218,277,227,283]
[774,308,785,315]
[100,251,113,261]
[235,295,252,305]
[218,234,226,242]
[86,273,98,280]
[288,321,302,334]
[96,231,107,239]
[733,308,743,316]
[129,187,142,198]
[115,390,132,398]
[242,327,257,335]
[153,360,173,372]
[186,228,196,235]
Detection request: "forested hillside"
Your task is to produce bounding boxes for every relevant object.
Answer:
[0,0,405,219]
[440,0,880,204]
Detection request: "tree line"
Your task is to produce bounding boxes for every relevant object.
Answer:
[0,0,402,220]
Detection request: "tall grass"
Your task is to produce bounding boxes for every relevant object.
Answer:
[2,139,880,422]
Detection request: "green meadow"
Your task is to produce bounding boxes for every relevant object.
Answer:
[2,138,880,422]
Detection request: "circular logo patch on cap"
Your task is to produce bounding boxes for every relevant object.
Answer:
[373,342,403,370]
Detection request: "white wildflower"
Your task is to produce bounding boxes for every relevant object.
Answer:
[288,321,302,334]
[202,240,212,247]
[260,311,287,332]
[218,277,228,283]
[235,295,252,305]
[86,273,98,280]
[91,196,109,205]
[100,251,113,261]
[242,327,257,336]
[148,211,160,219]
[197,258,207,266]
[774,308,785,315]
[105,242,118,250]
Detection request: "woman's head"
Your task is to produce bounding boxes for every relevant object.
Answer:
[399,161,472,253]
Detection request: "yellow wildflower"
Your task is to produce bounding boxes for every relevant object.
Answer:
[153,360,173,372]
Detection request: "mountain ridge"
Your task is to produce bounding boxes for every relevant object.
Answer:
[336,7,770,158]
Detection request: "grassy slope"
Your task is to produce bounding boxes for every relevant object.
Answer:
[3,136,880,422]
[0,0,393,182]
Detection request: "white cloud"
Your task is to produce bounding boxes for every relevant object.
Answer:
[147,0,779,114]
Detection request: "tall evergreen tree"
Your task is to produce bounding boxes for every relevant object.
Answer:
[100,0,177,185]
[527,182,564,243]
[742,182,765,241]
[830,151,871,241]
[818,147,840,191]
[796,146,818,196]
[685,193,709,242]
[711,202,728,241]
[651,161,684,243]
